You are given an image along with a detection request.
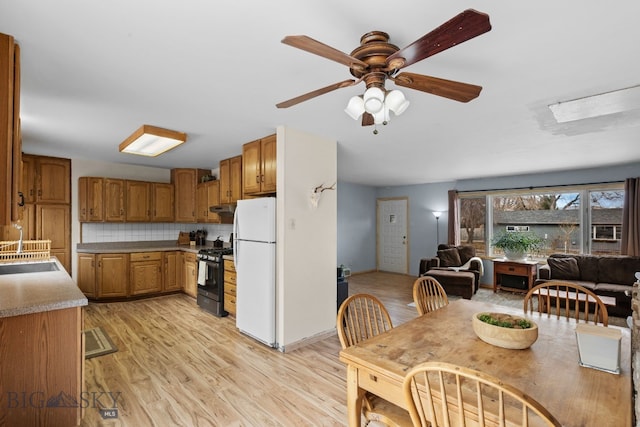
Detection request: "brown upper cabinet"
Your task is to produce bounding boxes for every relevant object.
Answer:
[0,32,21,226]
[21,154,70,205]
[79,178,174,223]
[196,180,221,223]
[242,134,276,196]
[125,180,151,222]
[78,177,104,222]
[152,183,174,222]
[104,178,125,222]
[171,168,210,223]
[219,155,242,204]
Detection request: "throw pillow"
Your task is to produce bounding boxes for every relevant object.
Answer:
[457,246,476,265]
[548,257,580,280]
[437,248,462,267]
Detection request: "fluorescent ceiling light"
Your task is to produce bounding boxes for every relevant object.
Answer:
[549,85,640,123]
[119,125,187,157]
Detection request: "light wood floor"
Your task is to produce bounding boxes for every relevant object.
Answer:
[81,271,626,426]
[82,272,419,427]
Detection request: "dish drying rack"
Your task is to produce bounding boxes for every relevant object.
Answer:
[0,240,51,263]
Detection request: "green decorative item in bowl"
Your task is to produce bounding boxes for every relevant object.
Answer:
[472,312,538,349]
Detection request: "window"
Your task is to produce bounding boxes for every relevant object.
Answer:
[459,184,624,258]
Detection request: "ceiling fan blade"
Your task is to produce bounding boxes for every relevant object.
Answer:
[282,35,368,69]
[393,72,482,103]
[362,112,374,126]
[276,79,356,108]
[386,9,491,70]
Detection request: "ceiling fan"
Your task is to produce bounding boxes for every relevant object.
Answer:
[276,9,491,128]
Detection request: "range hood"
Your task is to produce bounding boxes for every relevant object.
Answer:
[209,204,236,216]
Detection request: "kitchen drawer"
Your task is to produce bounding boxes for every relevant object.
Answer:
[225,270,236,285]
[224,258,235,272]
[357,370,405,408]
[495,263,532,276]
[224,292,236,314]
[130,251,162,262]
[225,282,236,296]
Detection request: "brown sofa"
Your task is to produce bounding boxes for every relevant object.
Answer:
[419,245,482,299]
[536,253,640,317]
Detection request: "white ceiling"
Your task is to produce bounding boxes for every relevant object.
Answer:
[2,1,639,186]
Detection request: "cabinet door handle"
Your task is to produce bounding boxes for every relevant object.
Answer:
[256,176,260,184]
[37,189,42,197]
[17,192,24,207]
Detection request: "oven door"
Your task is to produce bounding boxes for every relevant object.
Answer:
[198,259,222,301]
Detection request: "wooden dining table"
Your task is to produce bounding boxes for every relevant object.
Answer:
[339,299,632,427]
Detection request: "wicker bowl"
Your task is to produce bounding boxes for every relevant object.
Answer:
[472,312,538,350]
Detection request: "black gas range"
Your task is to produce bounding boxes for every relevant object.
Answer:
[196,247,234,317]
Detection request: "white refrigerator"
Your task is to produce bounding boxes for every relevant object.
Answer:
[233,197,277,347]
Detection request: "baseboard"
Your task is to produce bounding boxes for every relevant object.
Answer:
[352,269,415,278]
[278,328,336,353]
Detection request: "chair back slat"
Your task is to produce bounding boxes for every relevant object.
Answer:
[337,293,393,349]
[523,281,609,326]
[413,276,449,315]
[403,362,562,427]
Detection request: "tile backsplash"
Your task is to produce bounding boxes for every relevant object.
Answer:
[81,222,233,243]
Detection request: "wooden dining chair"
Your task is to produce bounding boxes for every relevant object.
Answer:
[523,281,609,326]
[412,276,449,315]
[337,294,412,427]
[403,361,562,427]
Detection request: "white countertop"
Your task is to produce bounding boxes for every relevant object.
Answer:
[0,258,88,318]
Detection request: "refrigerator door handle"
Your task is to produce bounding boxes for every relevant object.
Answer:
[233,208,239,267]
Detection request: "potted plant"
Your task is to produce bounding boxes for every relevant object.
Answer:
[491,231,543,260]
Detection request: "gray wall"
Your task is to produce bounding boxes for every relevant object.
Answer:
[337,182,377,273]
[337,161,640,277]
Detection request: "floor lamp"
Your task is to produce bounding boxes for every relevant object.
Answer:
[433,211,441,246]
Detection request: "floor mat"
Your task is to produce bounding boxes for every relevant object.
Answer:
[84,326,118,359]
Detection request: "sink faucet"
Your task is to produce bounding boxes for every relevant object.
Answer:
[12,223,23,254]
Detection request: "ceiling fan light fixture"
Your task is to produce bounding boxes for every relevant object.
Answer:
[373,106,390,125]
[363,87,385,113]
[344,95,365,120]
[119,125,187,157]
[386,90,410,115]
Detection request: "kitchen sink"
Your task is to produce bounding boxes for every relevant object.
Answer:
[0,261,59,275]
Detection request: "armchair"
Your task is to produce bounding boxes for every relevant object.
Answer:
[419,244,483,299]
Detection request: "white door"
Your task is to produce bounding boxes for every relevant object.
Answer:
[377,198,408,274]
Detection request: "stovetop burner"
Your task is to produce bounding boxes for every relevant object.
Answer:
[197,247,234,261]
[198,247,233,255]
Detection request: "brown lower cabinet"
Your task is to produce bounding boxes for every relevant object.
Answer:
[96,253,129,298]
[130,252,162,295]
[0,306,83,426]
[223,258,237,316]
[183,252,198,297]
[77,250,196,300]
[163,251,181,292]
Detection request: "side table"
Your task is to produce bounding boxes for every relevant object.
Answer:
[493,259,538,293]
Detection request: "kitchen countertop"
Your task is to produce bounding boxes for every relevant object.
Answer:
[0,257,88,318]
[76,240,222,254]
